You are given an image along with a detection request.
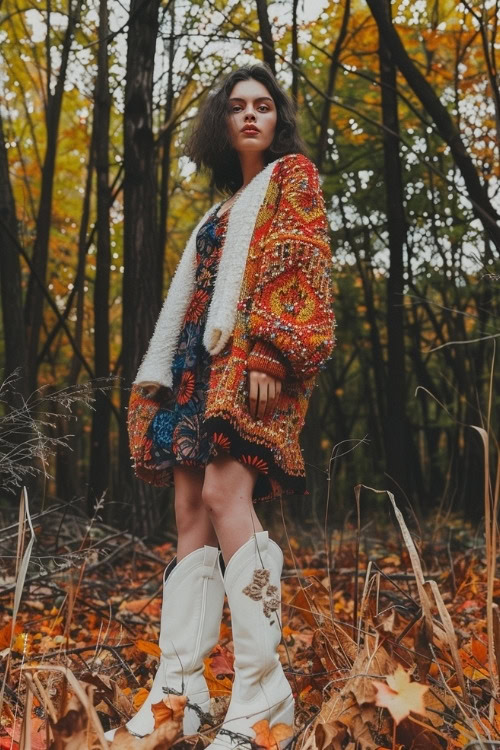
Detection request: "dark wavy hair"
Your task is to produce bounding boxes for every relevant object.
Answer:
[183,63,309,195]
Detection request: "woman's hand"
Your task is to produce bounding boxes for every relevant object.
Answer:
[248,370,282,420]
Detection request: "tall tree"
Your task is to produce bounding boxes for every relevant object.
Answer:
[23,0,84,393]
[316,0,350,170]
[365,0,500,252]
[119,0,162,527]
[157,0,177,301]
[256,0,276,74]
[88,0,112,512]
[290,0,299,104]
[377,0,408,496]
[0,113,27,402]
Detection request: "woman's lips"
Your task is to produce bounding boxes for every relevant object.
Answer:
[242,129,259,135]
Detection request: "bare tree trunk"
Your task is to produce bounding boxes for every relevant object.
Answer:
[290,0,299,104]
[366,0,500,251]
[68,131,96,386]
[157,0,176,300]
[0,113,27,402]
[52,85,97,503]
[88,0,112,513]
[377,0,408,497]
[256,0,275,74]
[23,0,84,393]
[316,0,350,169]
[119,0,161,532]
[338,201,387,461]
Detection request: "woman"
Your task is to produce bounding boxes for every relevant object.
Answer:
[106,64,336,748]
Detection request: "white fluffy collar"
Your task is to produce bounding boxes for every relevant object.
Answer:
[134,154,285,388]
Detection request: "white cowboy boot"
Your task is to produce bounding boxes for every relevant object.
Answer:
[210,531,294,750]
[105,545,225,740]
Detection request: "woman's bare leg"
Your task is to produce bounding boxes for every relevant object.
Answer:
[173,465,218,560]
[201,452,262,563]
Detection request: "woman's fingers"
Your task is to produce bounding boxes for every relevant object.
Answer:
[256,378,268,420]
[249,371,260,419]
[248,371,282,420]
[266,379,276,419]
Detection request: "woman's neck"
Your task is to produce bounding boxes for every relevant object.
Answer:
[237,151,266,188]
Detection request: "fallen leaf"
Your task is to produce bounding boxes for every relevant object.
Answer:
[373,665,428,725]
[203,658,233,696]
[133,688,150,710]
[0,622,22,649]
[151,695,187,729]
[218,622,232,642]
[119,599,161,617]
[48,692,96,750]
[81,673,134,718]
[136,640,161,658]
[471,637,487,665]
[287,587,318,628]
[110,710,184,750]
[2,717,46,750]
[251,719,293,750]
[313,721,346,750]
[208,644,234,678]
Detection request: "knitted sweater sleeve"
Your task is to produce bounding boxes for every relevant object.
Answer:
[247,153,337,381]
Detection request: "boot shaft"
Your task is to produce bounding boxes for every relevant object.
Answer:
[159,545,224,676]
[221,532,285,686]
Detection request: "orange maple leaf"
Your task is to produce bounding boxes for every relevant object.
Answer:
[251,719,294,750]
[151,695,187,729]
[132,687,149,711]
[373,665,428,725]
[136,639,161,658]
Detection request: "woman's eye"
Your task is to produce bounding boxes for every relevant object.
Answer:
[230,106,269,112]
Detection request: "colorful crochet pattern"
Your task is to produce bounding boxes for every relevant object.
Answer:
[128,153,337,501]
[203,153,337,500]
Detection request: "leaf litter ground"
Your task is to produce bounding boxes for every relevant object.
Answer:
[0,497,498,750]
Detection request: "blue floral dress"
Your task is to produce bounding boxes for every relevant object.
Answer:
[146,208,229,468]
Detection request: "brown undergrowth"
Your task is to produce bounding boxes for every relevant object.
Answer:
[0,478,498,750]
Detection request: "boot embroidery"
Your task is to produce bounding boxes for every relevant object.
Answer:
[242,568,280,618]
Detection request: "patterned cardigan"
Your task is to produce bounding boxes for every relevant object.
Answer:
[130,152,337,500]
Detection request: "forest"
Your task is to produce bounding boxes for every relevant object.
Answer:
[0,0,499,748]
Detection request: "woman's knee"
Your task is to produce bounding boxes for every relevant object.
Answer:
[201,456,258,516]
[200,479,225,518]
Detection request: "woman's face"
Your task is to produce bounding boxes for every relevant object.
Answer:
[226,79,278,154]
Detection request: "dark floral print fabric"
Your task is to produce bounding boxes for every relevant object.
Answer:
[146,208,227,468]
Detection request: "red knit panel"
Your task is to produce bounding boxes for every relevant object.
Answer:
[247,339,287,381]
[247,154,337,380]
